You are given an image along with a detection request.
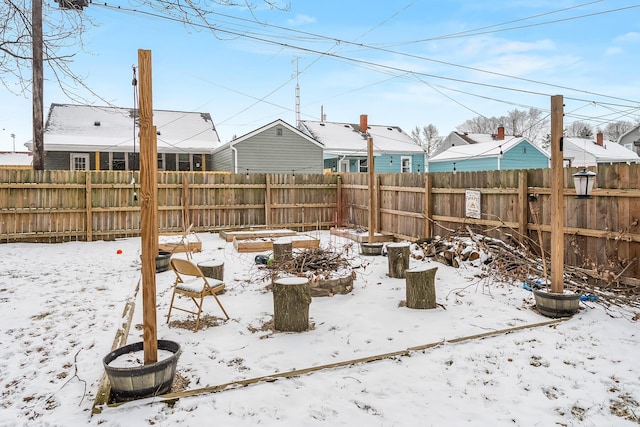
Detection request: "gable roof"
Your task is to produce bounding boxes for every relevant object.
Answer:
[31,103,220,153]
[430,135,547,162]
[300,120,423,156]
[563,136,640,166]
[213,119,322,153]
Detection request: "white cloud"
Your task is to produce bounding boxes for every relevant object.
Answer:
[614,32,640,43]
[605,47,623,56]
[489,39,555,55]
[286,14,316,26]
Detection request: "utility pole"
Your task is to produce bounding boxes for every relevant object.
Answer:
[32,0,44,170]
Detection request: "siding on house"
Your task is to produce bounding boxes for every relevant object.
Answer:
[212,146,234,172]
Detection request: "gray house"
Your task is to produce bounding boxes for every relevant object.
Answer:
[211,119,324,174]
[26,103,220,171]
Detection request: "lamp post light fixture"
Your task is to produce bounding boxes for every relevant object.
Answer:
[572,168,596,198]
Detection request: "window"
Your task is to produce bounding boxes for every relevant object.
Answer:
[401,156,412,173]
[111,152,126,170]
[276,127,283,136]
[70,153,89,170]
[157,153,165,171]
[359,158,368,173]
[178,153,191,171]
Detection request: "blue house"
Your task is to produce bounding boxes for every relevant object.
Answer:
[428,128,549,172]
[300,119,425,173]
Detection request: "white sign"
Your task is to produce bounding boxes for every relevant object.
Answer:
[465,189,481,219]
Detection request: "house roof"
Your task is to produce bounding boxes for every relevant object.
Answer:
[30,103,220,153]
[430,135,546,162]
[213,119,323,153]
[563,137,640,166]
[300,120,423,156]
[0,151,32,166]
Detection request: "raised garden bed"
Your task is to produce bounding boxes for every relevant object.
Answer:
[330,227,394,243]
[220,228,297,243]
[233,235,319,253]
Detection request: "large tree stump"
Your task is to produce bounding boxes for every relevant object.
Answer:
[197,260,224,281]
[273,240,293,263]
[405,266,438,309]
[387,242,410,278]
[273,277,311,332]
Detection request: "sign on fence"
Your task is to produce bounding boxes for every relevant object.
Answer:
[465,189,481,219]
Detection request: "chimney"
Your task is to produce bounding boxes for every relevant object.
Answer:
[497,126,505,141]
[320,105,325,123]
[360,114,368,133]
[596,132,603,146]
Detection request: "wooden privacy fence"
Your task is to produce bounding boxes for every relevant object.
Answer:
[0,165,638,279]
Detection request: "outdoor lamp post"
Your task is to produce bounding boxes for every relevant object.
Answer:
[572,168,596,198]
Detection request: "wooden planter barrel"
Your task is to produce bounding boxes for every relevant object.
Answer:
[360,242,383,256]
[273,277,311,332]
[103,340,181,402]
[533,289,581,318]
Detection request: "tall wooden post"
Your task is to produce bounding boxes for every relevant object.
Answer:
[424,174,432,238]
[368,136,375,244]
[138,49,158,364]
[550,95,564,294]
[31,0,44,170]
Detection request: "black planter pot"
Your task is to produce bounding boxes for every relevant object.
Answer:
[103,340,181,402]
[533,289,581,318]
[155,251,172,273]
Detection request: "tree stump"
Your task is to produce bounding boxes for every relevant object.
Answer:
[273,277,311,332]
[273,240,293,263]
[405,266,438,309]
[197,260,224,281]
[387,242,410,278]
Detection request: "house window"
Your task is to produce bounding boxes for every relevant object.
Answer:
[178,153,191,171]
[359,159,368,173]
[401,156,412,173]
[70,153,89,170]
[157,153,165,171]
[111,152,126,170]
[276,128,283,136]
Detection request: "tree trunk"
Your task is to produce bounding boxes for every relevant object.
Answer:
[273,240,293,263]
[387,243,410,278]
[197,260,224,281]
[273,277,311,332]
[406,266,438,309]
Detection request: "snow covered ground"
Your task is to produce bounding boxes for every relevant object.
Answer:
[0,230,638,426]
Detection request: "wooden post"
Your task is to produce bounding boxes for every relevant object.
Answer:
[182,174,190,230]
[387,242,410,278]
[336,174,342,227]
[550,95,564,294]
[273,240,293,263]
[265,174,271,227]
[368,136,375,244]
[376,174,382,233]
[138,49,158,364]
[518,170,528,244]
[273,277,311,332]
[406,266,438,309]
[85,172,93,242]
[424,174,432,238]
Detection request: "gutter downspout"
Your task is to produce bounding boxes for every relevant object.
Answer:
[231,141,238,173]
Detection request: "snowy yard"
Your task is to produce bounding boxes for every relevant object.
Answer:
[0,230,638,426]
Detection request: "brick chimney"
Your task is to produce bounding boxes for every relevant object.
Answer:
[497,126,505,141]
[359,114,368,133]
[596,132,603,146]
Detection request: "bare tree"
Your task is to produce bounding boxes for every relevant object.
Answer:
[457,107,548,145]
[411,123,443,157]
[599,120,636,142]
[565,121,593,138]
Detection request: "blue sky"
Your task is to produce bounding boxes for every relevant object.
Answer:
[1,0,640,151]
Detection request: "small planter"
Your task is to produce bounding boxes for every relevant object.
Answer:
[103,340,181,402]
[360,242,383,256]
[155,251,172,273]
[533,289,581,318]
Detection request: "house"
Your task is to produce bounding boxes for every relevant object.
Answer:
[25,103,220,171]
[300,119,425,173]
[211,119,324,174]
[428,127,549,172]
[563,132,640,167]
[617,125,640,157]
[0,151,32,169]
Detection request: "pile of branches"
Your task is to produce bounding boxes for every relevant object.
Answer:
[263,246,355,281]
[416,226,640,316]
